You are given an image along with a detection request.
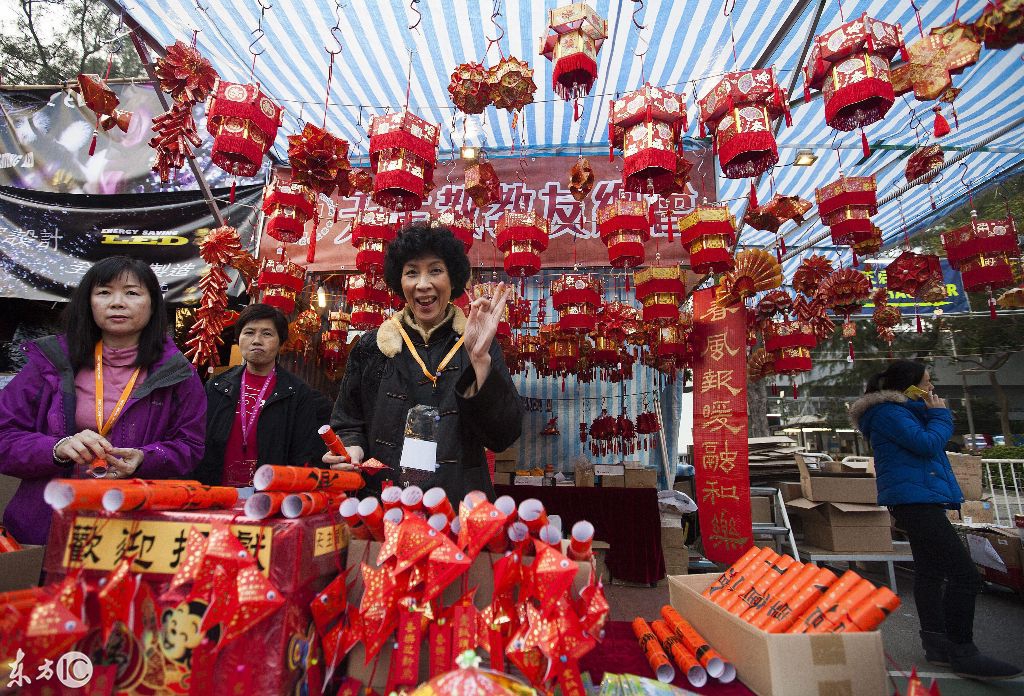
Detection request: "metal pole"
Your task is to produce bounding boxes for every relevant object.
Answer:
[948,330,977,448]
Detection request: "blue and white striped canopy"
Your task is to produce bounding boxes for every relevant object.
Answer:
[119,0,1024,269]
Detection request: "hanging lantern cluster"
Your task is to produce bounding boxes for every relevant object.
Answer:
[676,203,737,275]
[609,84,687,194]
[262,181,317,244]
[551,273,603,334]
[817,267,872,359]
[942,212,1020,316]
[886,250,946,301]
[816,175,878,264]
[635,395,661,451]
[871,288,902,345]
[432,208,475,252]
[256,257,305,315]
[718,249,782,307]
[368,111,440,211]
[645,309,693,374]
[634,264,686,323]
[542,323,585,375]
[206,80,283,179]
[320,310,351,373]
[150,41,217,181]
[588,406,637,457]
[495,211,550,280]
[975,0,1024,50]
[347,274,392,330]
[596,197,652,268]
[464,160,502,209]
[350,209,397,275]
[697,68,791,205]
[589,301,640,381]
[803,14,905,154]
[539,3,608,102]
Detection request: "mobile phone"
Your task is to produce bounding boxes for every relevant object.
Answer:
[903,385,930,400]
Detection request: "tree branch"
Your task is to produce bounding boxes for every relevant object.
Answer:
[21,0,59,83]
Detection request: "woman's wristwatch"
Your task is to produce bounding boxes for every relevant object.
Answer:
[53,436,73,466]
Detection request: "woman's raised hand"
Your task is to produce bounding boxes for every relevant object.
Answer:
[463,281,511,362]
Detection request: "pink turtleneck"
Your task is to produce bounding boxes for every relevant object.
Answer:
[74,344,147,433]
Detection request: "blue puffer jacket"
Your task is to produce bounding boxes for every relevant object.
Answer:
[849,390,962,507]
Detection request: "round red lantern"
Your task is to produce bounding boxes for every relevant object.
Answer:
[433,209,475,252]
[634,265,685,323]
[886,251,946,301]
[257,258,305,314]
[488,56,537,112]
[347,273,391,330]
[495,211,550,279]
[206,80,282,177]
[551,273,603,334]
[676,204,737,275]
[596,197,651,268]
[262,181,317,244]
[539,3,607,101]
[609,84,686,194]
[350,209,397,275]
[447,62,492,115]
[368,111,439,212]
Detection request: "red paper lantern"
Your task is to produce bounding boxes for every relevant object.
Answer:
[817,267,872,317]
[473,281,528,346]
[763,320,816,374]
[905,145,944,184]
[350,209,397,275]
[447,62,492,114]
[803,14,904,132]
[368,111,440,212]
[649,310,692,368]
[262,181,317,244]
[488,56,537,112]
[942,214,1019,292]
[596,198,651,268]
[551,273,603,334]
[257,258,305,314]
[206,80,282,177]
[433,209,475,252]
[791,254,835,296]
[464,161,501,209]
[634,265,685,323]
[676,204,737,275]
[975,0,1024,50]
[886,251,946,301]
[816,175,877,245]
[539,3,607,101]
[287,122,351,197]
[320,310,351,364]
[568,157,595,201]
[609,84,686,194]
[698,69,791,179]
[495,211,550,278]
[347,273,391,330]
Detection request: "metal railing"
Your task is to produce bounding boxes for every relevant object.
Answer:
[982,459,1024,526]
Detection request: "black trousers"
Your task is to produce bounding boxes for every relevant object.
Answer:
[890,503,982,644]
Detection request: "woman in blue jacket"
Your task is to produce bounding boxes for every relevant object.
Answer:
[851,360,1019,680]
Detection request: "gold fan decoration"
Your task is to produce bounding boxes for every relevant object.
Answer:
[717,249,783,307]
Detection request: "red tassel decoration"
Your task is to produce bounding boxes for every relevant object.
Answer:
[861,129,870,158]
[988,292,997,320]
[933,106,950,138]
[749,181,758,209]
[666,211,673,242]
[780,236,787,254]
[851,249,859,267]
[698,119,706,139]
[574,98,581,122]
[916,314,923,333]
[307,212,318,264]
[848,340,855,362]
[230,178,237,204]
[88,131,98,156]
[771,383,779,396]
[803,68,811,102]
[625,274,630,292]
[776,245,783,263]
[792,382,799,399]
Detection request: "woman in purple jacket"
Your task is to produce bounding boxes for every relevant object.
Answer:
[0,256,206,545]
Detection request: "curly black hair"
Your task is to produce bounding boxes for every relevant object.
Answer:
[382,223,470,299]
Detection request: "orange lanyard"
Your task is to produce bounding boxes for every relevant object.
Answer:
[391,316,464,388]
[94,341,142,437]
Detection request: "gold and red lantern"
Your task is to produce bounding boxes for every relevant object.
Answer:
[942,213,1020,293]
[347,273,391,330]
[568,157,595,201]
[433,209,475,252]
[320,310,351,364]
[464,160,501,209]
[974,0,1024,50]
[871,289,902,345]
[596,197,651,268]
[747,347,776,383]
[551,273,603,334]
[886,251,946,301]
[609,84,687,194]
[350,209,397,275]
[848,224,883,264]
[791,254,834,296]
[473,281,528,347]
[206,80,282,178]
[447,62,492,114]
[257,258,305,315]
[368,110,440,212]
[803,14,904,141]
[697,69,791,181]
[743,194,813,234]
[287,122,351,197]
[539,3,608,101]
[816,175,877,246]
[763,320,816,374]
[495,211,550,279]
[718,249,783,307]
[905,145,944,184]
[634,265,685,323]
[676,204,737,275]
[649,309,692,369]
[541,324,584,374]
[488,56,537,112]
[262,181,317,244]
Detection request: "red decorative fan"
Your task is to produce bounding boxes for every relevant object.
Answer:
[791,255,834,296]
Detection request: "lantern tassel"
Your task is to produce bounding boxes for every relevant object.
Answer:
[88,130,98,156]
[307,212,318,263]
[780,235,787,254]
[792,382,799,399]
[916,313,923,333]
[574,97,581,122]
[933,106,950,138]
[851,248,859,267]
[748,181,758,209]
[860,129,870,158]
[230,178,237,204]
[848,340,855,362]
[988,291,997,320]
[625,274,631,292]
[776,245,783,264]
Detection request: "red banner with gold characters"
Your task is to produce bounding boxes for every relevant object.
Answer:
[691,286,752,565]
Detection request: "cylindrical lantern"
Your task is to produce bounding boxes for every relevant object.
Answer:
[257,258,305,314]
[942,214,1019,291]
[676,204,737,275]
[551,273,603,334]
[320,310,351,365]
[464,161,501,209]
[368,111,439,212]
[206,80,282,177]
[609,84,686,194]
[763,320,816,374]
[816,175,877,245]
[634,265,686,323]
[495,210,550,278]
[539,3,607,101]
[698,69,790,179]
[596,197,651,268]
[432,209,475,252]
[544,325,585,373]
[262,181,317,244]
[649,310,692,371]
[347,273,391,330]
[350,209,397,275]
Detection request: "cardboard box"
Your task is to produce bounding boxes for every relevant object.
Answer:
[668,574,887,696]
[751,496,773,524]
[964,526,1024,592]
[601,474,625,488]
[492,446,519,464]
[662,545,689,567]
[778,482,802,502]
[514,475,544,486]
[0,473,19,517]
[494,459,519,474]
[622,459,643,469]
[492,471,512,486]
[949,498,994,525]
[947,452,983,500]
[0,544,44,591]
[624,468,658,489]
[661,525,686,549]
[576,469,596,487]
[787,498,893,552]
[595,464,624,476]
[795,454,878,505]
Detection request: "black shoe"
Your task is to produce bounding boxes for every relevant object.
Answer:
[919,630,952,667]
[948,642,1023,681]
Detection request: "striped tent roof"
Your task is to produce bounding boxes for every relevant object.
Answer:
[119,0,1024,269]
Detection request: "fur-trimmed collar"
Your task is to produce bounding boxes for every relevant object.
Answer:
[376,305,467,358]
[849,390,908,428]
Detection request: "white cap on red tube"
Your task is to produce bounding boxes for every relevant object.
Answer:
[252,465,276,491]
[427,512,450,534]
[450,516,462,535]
[383,507,404,524]
[339,496,361,520]
[43,481,74,510]
[685,665,708,688]
[281,493,307,519]
[494,495,517,517]
[400,485,424,510]
[517,498,545,523]
[101,489,127,513]
[571,520,594,544]
[704,655,725,679]
[539,524,562,546]
[717,662,736,684]
[423,487,454,517]
[380,485,402,508]
[244,492,275,519]
[357,496,380,517]
[507,521,529,544]
[462,490,487,510]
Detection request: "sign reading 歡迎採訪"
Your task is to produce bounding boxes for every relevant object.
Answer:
[690,286,753,565]
[855,258,970,316]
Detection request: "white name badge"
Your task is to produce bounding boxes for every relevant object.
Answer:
[401,405,439,472]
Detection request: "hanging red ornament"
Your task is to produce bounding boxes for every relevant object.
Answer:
[495,211,550,279]
[149,102,202,182]
[262,181,317,244]
[974,0,1024,50]
[568,157,595,201]
[596,197,651,268]
[791,255,835,297]
[447,62,492,114]
[634,265,686,323]
[348,168,374,195]
[464,160,502,209]
[764,319,816,374]
[718,249,783,307]
[320,310,351,370]
[942,213,1020,292]
[871,288,902,344]
[540,3,608,101]
[347,273,392,329]
[551,274,603,334]
[743,194,813,234]
[74,74,133,134]
[206,80,282,178]
[817,268,872,327]
[257,257,305,314]
[287,122,352,197]
[368,111,440,212]
[487,56,537,112]
[905,145,944,184]
[433,208,475,252]
[183,225,244,369]
[154,41,218,104]
[747,347,777,383]
[609,84,687,194]
[349,209,397,275]
[677,203,737,275]
[816,174,878,262]
[891,23,981,103]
